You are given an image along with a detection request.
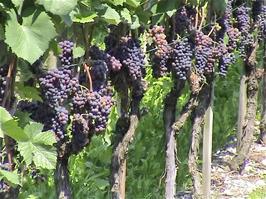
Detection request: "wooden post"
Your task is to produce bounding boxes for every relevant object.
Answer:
[202,84,214,199]
[237,75,247,151]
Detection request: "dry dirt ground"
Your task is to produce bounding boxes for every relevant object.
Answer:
[177,139,266,199]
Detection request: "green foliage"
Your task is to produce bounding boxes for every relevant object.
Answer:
[37,0,78,16]
[249,185,266,199]
[0,170,21,186]
[17,122,57,169]
[5,9,56,64]
[0,107,57,169]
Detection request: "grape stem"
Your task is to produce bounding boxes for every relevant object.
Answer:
[83,63,93,92]
[198,7,205,30]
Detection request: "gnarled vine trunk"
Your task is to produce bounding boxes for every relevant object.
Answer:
[163,80,185,199]
[259,42,266,144]
[55,157,72,199]
[230,40,262,171]
[188,82,212,198]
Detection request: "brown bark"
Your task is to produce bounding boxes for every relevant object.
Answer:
[163,80,185,199]
[110,115,139,199]
[55,157,72,199]
[0,57,19,199]
[188,82,212,198]
[230,40,261,171]
[110,78,144,199]
[259,41,266,144]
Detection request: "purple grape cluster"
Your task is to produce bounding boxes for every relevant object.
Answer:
[0,65,8,105]
[39,40,79,140]
[149,26,171,78]
[171,38,193,80]
[235,5,253,55]
[39,67,78,140]
[90,60,108,90]
[107,36,145,81]
[72,86,113,133]
[39,67,79,108]
[106,55,122,72]
[194,31,214,74]
[51,106,69,140]
[120,37,145,81]
[251,0,265,40]
[59,40,74,66]
[174,6,190,34]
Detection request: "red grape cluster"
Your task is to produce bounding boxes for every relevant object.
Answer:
[149,26,171,78]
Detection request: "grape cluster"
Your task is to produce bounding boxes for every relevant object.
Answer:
[171,38,193,80]
[0,65,8,105]
[51,106,69,140]
[174,6,190,34]
[72,86,113,133]
[39,67,78,140]
[39,67,79,108]
[251,1,265,40]
[219,52,235,76]
[59,40,74,67]
[235,5,253,55]
[194,31,214,74]
[90,60,108,90]
[106,55,122,72]
[39,40,79,140]
[107,36,145,81]
[149,26,171,78]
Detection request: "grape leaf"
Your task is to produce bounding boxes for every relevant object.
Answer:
[15,83,42,102]
[37,0,77,16]
[131,15,140,29]
[108,0,125,6]
[73,46,85,58]
[17,122,56,169]
[11,0,23,8]
[125,0,140,8]
[2,120,29,141]
[0,107,12,138]
[120,8,132,24]
[102,6,121,25]
[5,10,57,64]
[0,170,21,186]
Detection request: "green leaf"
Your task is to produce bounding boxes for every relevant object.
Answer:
[0,170,21,186]
[108,0,125,6]
[15,111,33,128]
[33,130,56,146]
[2,120,29,141]
[125,0,140,8]
[15,83,42,102]
[17,122,56,169]
[17,142,34,165]
[32,146,56,170]
[5,10,57,64]
[73,46,85,58]
[16,60,34,82]
[0,107,12,124]
[37,0,77,15]
[0,107,12,138]
[120,8,132,24]
[102,6,121,25]
[72,13,97,23]
[24,122,44,137]
[131,15,140,29]
[11,0,23,8]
